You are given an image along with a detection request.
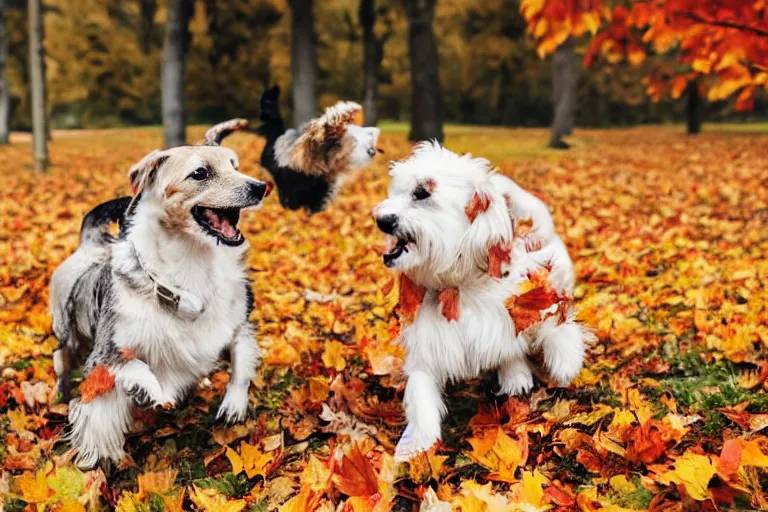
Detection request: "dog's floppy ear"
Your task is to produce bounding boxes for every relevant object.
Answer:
[204,118,249,146]
[460,168,514,278]
[128,150,169,197]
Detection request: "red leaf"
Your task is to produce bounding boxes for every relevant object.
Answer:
[438,288,460,322]
[465,191,492,223]
[398,273,425,323]
[334,443,379,497]
[515,286,559,311]
[623,421,666,464]
[488,242,512,279]
[718,439,743,478]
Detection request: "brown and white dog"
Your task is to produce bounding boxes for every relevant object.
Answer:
[373,142,594,461]
[257,86,381,212]
[50,120,268,468]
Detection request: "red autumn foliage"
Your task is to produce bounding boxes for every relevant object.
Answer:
[488,242,512,279]
[78,365,116,403]
[438,288,460,322]
[465,191,492,223]
[398,273,426,323]
[623,421,668,465]
[522,0,768,110]
[505,284,561,332]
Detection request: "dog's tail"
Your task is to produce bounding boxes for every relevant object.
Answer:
[254,85,285,140]
[79,196,132,247]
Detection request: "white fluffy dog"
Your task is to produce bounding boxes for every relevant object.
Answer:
[373,142,593,461]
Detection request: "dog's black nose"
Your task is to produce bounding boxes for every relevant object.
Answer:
[376,214,398,234]
[367,147,376,157]
[248,181,269,201]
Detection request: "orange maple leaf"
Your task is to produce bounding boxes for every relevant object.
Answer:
[465,191,492,223]
[79,365,115,403]
[438,288,460,322]
[333,442,379,497]
[398,273,425,323]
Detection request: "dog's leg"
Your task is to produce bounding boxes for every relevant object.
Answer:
[395,370,445,462]
[216,323,260,423]
[536,317,589,386]
[497,356,535,396]
[53,334,77,403]
[113,358,170,407]
[67,389,133,470]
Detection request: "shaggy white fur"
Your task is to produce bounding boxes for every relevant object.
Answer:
[374,142,594,461]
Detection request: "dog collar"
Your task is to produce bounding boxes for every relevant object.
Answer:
[127,242,181,311]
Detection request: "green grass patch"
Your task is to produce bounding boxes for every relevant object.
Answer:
[651,349,768,413]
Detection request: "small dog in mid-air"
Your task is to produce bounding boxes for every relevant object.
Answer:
[374,142,593,461]
[49,120,268,468]
[256,86,381,213]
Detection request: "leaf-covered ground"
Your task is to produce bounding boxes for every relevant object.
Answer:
[1,126,768,511]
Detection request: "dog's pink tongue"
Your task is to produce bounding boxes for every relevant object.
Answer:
[384,236,397,253]
[220,219,237,238]
[204,209,220,226]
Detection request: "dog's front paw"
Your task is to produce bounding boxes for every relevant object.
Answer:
[394,423,439,462]
[216,385,249,423]
[176,291,204,320]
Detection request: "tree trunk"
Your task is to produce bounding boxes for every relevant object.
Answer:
[162,0,192,148]
[359,0,382,126]
[686,79,701,135]
[28,0,48,169]
[404,0,443,143]
[550,36,576,149]
[138,0,158,55]
[289,0,317,127]
[0,0,9,144]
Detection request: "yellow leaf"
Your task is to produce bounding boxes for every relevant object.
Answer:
[322,340,347,372]
[563,404,614,426]
[226,446,244,476]
[60,499,87,512]
[308,376,330,403]
[138,468,178,498]
[609,475,637,496]
[467,428,526,482]
[520,469,548,506]
[657,451,715,501]
[740,439,768,467]
[240,441,272,479]
[189,485,246,512]
[302,454,331,492]
[16,470,52,504]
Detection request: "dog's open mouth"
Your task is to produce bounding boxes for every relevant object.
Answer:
[383,237,410,267]
[191,206,244,246]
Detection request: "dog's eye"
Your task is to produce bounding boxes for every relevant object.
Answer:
[187,167,210,181]
[413,185,431,200]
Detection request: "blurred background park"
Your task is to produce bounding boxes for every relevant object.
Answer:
[2,0,768,172]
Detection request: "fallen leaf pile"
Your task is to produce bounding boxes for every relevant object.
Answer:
[1,126,767,510]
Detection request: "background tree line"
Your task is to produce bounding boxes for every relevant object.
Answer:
[1,0,766,163]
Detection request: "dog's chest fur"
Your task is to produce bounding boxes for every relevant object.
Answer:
[402,256,535,384]
[112,235,248,395]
